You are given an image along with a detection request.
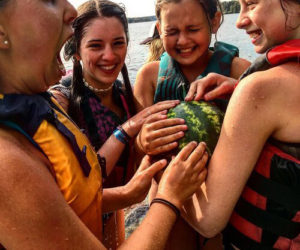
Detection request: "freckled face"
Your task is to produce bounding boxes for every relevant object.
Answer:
[236,0,300,53]
[159,0,217,67]
[77,17,127,89]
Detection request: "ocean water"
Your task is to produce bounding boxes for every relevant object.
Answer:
[63,13,258,84]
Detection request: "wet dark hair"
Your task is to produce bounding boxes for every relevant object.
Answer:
[64,0,136,123]
[155,0,224,32]
[0,0,10,9]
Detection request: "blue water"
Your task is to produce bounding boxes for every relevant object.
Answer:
[64,13,258,84]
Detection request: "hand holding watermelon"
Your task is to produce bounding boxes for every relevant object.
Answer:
[136,109,188,155]
[157,141,208,208]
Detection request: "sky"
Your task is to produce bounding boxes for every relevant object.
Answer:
[69,0,156,18]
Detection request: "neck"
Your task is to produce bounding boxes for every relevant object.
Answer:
[180,49,212,83]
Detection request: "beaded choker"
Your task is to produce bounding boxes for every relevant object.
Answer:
[83,78,114,94]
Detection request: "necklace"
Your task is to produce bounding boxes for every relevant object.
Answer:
[83,78,114,94]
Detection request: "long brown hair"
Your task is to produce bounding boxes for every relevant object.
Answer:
[64,0,136,123]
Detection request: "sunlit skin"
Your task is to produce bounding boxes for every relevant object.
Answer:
[0,0,76,94]
[236,0,300,53]
[76,17,127,90]
[158,0,220,80]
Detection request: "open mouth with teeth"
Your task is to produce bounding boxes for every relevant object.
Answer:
[248,30,262,43]
[176,46,196,55]
[99,64,118,74]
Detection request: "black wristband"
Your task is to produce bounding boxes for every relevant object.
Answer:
[117,125,131,141]
[97,153,107,179]
[150,198,180,218]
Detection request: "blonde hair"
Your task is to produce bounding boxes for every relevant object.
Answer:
[146,38,165,63]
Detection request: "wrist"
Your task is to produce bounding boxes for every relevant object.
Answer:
[122,183,137,207]
[113,125,131,144]
[150,196,181,218]
[155,193,182,209]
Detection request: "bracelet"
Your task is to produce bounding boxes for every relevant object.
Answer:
[117,125,131,141]
[113,127,130,144]
[150,198,180,218]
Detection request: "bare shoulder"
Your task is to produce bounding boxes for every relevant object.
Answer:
[230,57,251,79]
[134,61,160,110]
[135,61,160,88]
[0,127,51,192]
[232,62,300,142]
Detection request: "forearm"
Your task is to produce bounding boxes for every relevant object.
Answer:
[119,202,177,250]
[102,186,135,213]
[97,135,126,176]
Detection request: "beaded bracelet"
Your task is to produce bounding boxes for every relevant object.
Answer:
[113,126,130,144]
[150,198,180,218]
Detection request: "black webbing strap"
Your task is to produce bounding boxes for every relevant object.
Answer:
[235,198,300,239]
[247,171,300,210]
[223,224,275,250]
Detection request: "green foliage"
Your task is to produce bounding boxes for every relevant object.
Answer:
[221,0,240,14]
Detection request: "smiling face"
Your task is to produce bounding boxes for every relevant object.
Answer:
[158,0,220,68]
[236,0,300,53]
[76,17,127,89]
[0,0,76,94]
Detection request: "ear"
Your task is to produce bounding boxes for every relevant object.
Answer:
[211,11,222,34]
[156,21,162,36]
[0,25,9,49]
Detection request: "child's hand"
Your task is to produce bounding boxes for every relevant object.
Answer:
[136,113,188,155]
[122,100,180,138]
[156,142,208,208]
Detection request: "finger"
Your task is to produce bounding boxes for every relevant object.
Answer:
[150,123,187,139]
[146,118,186,131]
[196,74,219,99]
[175,141,198,161]
[185,82,198,101]
[137,155,152,172]
[196,168,208,185]
[142,159,168,178]
[186,142,207,165]
[145,112,169,124]
[204,82,234,101]
[148,141,179,155]
[192,152,209,173]
[149,100,180,113]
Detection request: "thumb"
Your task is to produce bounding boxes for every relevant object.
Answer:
[142,158,167,178]
[137,155,152,172]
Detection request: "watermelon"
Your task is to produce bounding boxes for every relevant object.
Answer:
[167,101,224,155]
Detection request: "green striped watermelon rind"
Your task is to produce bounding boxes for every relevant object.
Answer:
[167,101,224,155]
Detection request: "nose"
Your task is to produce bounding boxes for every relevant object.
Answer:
[102,45,116,61]
[177,32,189,46]
[64,1,78,25]
[236,11,250,29]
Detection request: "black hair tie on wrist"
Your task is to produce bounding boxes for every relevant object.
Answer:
[150,198,180,218]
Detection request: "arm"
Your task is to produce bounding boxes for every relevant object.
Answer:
[185,57,251,101]
[181,68,294,237]
[51,86,179,175]
[0,129,104,249]
[134,61,160,111]
[0,128,208,249]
